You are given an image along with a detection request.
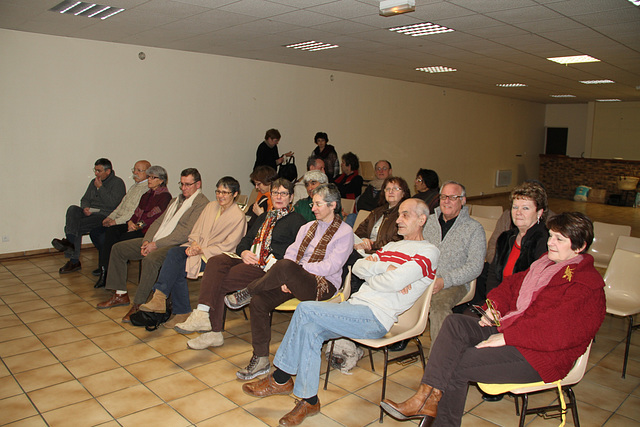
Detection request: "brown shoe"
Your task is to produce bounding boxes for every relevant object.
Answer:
[140,290,167,313]
[242,374,293,397]
[97,292,130,309]
[279,399,321,426]
[162,313,190,329]
[380,383,442,424]
[59,260,81,274]
[121,304,140,323]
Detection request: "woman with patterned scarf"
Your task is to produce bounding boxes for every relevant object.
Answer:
[174,178,306,349]
[226,183,354,381]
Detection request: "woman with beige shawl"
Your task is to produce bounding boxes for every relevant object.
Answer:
[139,177,247,327]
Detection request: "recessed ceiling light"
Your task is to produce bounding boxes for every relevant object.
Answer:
[627,0,640,5]
[416,66,457,73]
[285,41,339,52]
[496,83,527,88]
[580,79,615,84]
[547,55,600,64]
[389,22,454,37]
[550,95,577,98]
[379,0,415,16]
[596,99,622,102]
[50,1,124,20]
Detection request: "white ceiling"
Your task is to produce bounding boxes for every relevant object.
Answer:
[1,0,639,103]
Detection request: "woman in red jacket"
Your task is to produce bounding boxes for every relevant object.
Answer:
[381,212,606,427]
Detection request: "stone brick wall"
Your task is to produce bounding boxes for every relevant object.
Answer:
[539,155,640,201]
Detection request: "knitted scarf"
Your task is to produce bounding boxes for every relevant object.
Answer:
[498,254,584,331]
[295,214,343,299]
[253,207,291,266]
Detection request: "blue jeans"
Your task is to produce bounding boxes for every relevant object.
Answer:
[153,246,204,314]
[273,301,387,399]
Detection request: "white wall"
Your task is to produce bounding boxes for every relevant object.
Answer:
[0,29,546,254]
[544,103,589,158]
[591,101,640,160]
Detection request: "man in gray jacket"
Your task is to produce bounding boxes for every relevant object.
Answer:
[423,180,485,349]
[96,168,209,323]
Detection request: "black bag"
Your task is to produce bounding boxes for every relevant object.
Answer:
[130,299,172,331]
[278,156,298,182]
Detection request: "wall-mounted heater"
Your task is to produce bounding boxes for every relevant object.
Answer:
[496,170,512,187]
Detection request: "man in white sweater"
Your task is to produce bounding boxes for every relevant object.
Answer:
[241,198,439,427]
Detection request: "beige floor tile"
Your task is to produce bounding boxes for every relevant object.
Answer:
[604,413,640,426]
[26,317,73,334]
[8,299,50,314]
[91,330,142,352]
[2,415,48,427]
[171,388,237,423]
[460,414,500,426]
[20,274,53,284]
[317,380,351,406]
[165,348,221,370]
[355,378,411,406]
[145,333,191,355]
[322,393,382,426]
[54,301,99,316]
[325,365,381,393]
[617,395,640,422]
[0,363,9,378]
[574,379,630,412]
[64,352,120,378]
[33,287,74,299]
[3,349,59,374]
[49,339,103,362]
[0,375,23,400]
[583,365,640,393]
[97,384,162,418]
[212,379,261,406]
[189,359,244,387]
[107,343,162,366]
[16,308,61,324]
[146,371,207,401]
[0,324,34,342]
[44,293,85,307]
[79,367,140,396]
[0,336,45,357]
[126,356,182,382]
[468,394,526,426]
[78,320,126,338]
[64,310,111,327]
[38,327,86,347]
[209,336,254,359]
[198,406,268,427]
[0,313,24,329]
[27,380,92,413]
[0,394,39,424]
[27,279,63,291]
[41,398,113,427]
[118,403,191,427]
[1,291,41,305]
[14,363,75,392]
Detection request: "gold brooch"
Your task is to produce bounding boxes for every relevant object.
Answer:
[563,266,574,282]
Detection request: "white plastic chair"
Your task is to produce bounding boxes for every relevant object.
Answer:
[274,266,352,311]
[588,221,631,269]
[470,215,498,243]
[360,161,375,181]
[341,198,356,215]
[352,209,370,231]
[470,205,503,220]
[615,235,640,254]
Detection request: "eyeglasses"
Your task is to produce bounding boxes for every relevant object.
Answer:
[439,194,464,201]
[271,191,291,197]
[215,190,233,195]
[131,168,146,173]
[375,167,389,171]
[384,187,402,193]
[93,168,105,173]
[309,201,329,208]
[179,181,197,188]
[148,176,159,180]
[304,180,319,187]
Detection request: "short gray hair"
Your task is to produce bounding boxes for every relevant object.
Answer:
[147,165,168,186]
[303,170,328,184]
[440,180,466,198]
[312,183,341,214]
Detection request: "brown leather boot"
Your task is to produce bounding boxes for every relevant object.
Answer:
[122,304,141,323]
[380,383,442,424]
[139,290,167,313]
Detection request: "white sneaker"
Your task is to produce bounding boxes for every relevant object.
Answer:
[174,309,212,334]
[187,331,224,350]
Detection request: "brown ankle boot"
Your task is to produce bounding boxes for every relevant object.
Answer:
[139,290,167,313]
[380,383,442,424]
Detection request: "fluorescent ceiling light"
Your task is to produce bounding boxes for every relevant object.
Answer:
[547,55,600,64]
[416,66,457,73]
[580,79,615,84]
[380,0,415,17]
[550,95,576,98]
[596,99,622,102]
[627,0,640,5]
[285,41,339,52]
[496,83,527,88]
[389,22,454,37]
[50,1,124,20]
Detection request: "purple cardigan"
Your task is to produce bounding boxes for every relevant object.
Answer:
[129,187,172,233]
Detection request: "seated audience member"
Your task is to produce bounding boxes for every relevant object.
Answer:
[292,156,325,205]
[311,131,338,180]
[380,212,605,427]
[94,166,171,288]
[241,198,439,426]
[356,160,392,212]
[96,168,208,322]
[89,160,151,276]
[413,168,440,214]
[334,152,364,201]
[247,165,277,229]
[423,181,485,350]
[175,178,305,346]
[293,170,328,222]
[346,177,410,293]
[52,158,126,274]
[225,183,353,380]
[138,177,247,328]
[253,128,293,172]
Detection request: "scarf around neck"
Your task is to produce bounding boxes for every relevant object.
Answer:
[153,189,201,242]
[253,207,290,266]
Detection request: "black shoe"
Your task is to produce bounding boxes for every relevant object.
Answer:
[482,392,504,402]
[389,339,409,352]
[59,260,81,274]
[94,267,106,288]
[52,238,74,252]
[92,268,101,277]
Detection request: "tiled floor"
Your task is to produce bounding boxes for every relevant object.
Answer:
[1,198,639,426]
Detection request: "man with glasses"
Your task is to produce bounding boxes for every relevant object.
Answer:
[96,168,208,323]
[423,180,485,349]
[52,158,126,274]
[356,160,393,212]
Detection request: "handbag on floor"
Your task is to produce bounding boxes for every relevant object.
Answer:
[130,300,172,331]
